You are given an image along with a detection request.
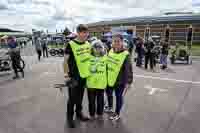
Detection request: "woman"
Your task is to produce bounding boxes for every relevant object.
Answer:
[160,41,169,69]
[105,34,133,121]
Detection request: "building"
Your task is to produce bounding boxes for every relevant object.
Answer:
[86,13,200,44]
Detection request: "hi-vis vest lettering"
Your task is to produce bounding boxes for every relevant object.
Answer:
[87,56,107,89]
[70,41,91,78]
[107,49,129,87]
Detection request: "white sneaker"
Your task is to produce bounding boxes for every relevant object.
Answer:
[109,114,120,121]
[104,106,113,113]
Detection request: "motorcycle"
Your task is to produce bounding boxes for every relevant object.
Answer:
[49,48,64,57]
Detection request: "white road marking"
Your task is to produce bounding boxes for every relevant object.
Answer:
[39,72,57,78]
[145,85,168,95]
[134,74,200,85]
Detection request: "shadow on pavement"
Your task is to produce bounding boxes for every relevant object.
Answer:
[0,78,16,87]
[171,62,189,66]
[164,67,176,73]
[0,72,12,77]
[64,117,132,133]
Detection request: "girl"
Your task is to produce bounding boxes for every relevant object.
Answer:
[105,34,133,121]
[87,40,107,120]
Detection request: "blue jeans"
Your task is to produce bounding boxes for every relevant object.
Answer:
[136,54,143,66]
[106,85,125,115]
[160,54,168,66]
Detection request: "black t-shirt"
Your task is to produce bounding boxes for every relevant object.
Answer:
[64,39,86,80]
[144,41,155,53]
[161,44,169,55]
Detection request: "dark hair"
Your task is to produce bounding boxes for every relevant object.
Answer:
[76,24,88,33]
[113,34,123,40]
[7,36,14,40]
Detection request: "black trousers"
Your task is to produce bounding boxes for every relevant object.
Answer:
[136,54,143,67]
[42,46,48,58]
[10,52,23,76]
[87,89,104,117]
[36,50,42,61]
[67,78,86,121]
[11,57,23,76]
[145,53,154,69]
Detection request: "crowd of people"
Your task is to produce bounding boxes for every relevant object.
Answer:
[62,24,171,128]
[63,24,133,128]
[135,36,169,71]
[2,24,170,128]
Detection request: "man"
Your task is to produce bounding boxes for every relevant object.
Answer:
[64,24,90,128]
[144,37,155,71]
[41,38,48,58]
[34,37,42,61]
[7,36,24,79]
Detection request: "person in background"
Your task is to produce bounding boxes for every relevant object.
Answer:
[135,37,144,67]
[34,37,42,61]
[86,40,107,121]
[41,38,48,58]
[64,24,91,128]
[7,36,24,79]
[105,34,133,121]
[144,37,155,71]
[160,41,169,69]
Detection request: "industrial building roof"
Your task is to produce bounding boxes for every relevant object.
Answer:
[87,14,200,27]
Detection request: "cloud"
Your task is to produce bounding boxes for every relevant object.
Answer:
[7,0,27,4]
[0,0,9,10]
[0,4,8,10]
[32,0,51,5]
[0,0,199,32]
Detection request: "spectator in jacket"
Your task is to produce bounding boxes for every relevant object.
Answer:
[144,37,155,70]
[160,41,169,69]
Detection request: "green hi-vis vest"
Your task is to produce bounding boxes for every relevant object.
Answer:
[69,41,91,78]
[107,49,129,87]
[87,56,107,89]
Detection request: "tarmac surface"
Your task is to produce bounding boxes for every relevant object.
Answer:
[0,44,200,133]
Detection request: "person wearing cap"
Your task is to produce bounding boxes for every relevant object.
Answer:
[105,34,133,121]
[86,40,107,121]
[7,36,24,79]
[64,24,91,128]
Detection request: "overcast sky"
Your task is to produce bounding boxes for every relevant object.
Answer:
[0,0,199,32]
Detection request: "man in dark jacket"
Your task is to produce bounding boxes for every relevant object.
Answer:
[41,38,48,58]
[64,24,90,128]
[144,37,155,70]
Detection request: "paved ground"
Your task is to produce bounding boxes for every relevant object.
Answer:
[0,45,200,133]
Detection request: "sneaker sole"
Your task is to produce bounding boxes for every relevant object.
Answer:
[112,117,120,121]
